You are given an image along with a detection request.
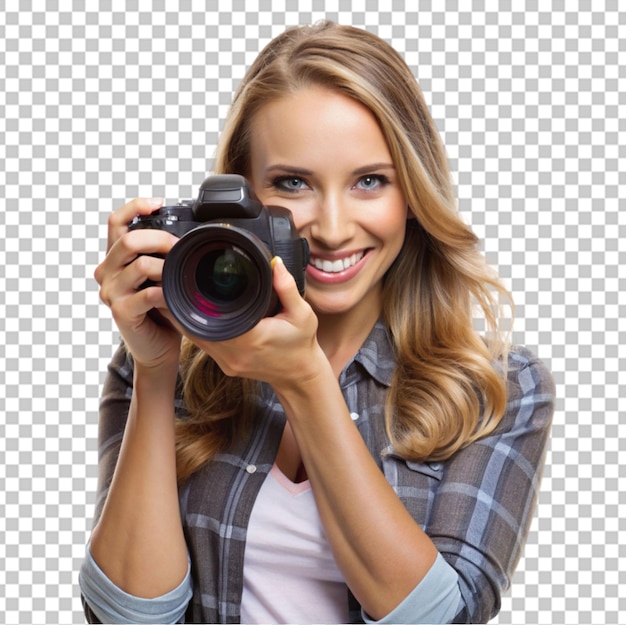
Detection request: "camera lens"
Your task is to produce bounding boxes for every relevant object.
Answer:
[196,248,252,303]
[162,224,276,341]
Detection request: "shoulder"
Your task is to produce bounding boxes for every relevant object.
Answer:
[500,344,556,433]
[505,345,555,398]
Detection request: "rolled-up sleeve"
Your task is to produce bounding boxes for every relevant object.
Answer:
[362,553,461,624]
[79,544,192,624]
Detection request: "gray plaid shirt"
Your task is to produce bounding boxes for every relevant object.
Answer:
[87,321,554,623]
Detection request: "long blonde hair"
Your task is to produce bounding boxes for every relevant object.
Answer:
[176,21,512,480]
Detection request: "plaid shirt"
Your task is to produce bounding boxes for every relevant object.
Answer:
[87,321,554,623]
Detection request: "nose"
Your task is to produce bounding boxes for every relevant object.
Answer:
[309,192,355,249]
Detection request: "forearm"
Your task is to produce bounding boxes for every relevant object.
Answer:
[274,366,439,621]
[89,363,188,599]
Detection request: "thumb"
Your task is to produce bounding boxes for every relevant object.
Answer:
[271,256,304,310]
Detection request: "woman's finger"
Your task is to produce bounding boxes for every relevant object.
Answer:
[97,254,166,308]
[94,229,177,287]
[106,197,164,253]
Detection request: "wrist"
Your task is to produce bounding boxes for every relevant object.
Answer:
[271,344,330,393]
[133,360,179,392]
[271,348,340,419]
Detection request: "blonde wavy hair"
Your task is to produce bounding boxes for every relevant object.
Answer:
[175,21,513,481]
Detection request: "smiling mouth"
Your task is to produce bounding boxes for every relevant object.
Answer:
[309,251,365,273]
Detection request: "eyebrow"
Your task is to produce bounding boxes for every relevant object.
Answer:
[265,163,396,176]
[352,163,396,176]
[265,165,314,176]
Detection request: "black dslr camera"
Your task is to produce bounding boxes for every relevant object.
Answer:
[128,174,309,341]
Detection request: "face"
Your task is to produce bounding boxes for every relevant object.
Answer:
[248,85,408,319]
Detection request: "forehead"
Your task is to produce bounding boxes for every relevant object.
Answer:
[249,85,393,168]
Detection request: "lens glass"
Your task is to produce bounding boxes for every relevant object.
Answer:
[196,247,252,304]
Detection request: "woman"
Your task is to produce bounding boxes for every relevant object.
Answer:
[80,21,554,624]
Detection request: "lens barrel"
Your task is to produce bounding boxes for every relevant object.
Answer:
[162,224,276,340]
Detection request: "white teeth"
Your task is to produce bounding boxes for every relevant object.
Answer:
[311,251,364,273]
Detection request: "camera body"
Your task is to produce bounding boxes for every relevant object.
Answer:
[128,174,309,341]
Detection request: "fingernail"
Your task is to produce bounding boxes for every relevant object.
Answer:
[271,256,283,269]
[148,197,163,207]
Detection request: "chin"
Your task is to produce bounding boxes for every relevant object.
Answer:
[306,295,361,318]
[305,280,383,318]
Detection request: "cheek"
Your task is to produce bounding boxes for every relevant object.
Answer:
[289,207,310,232]
[388,222,408,258]
[379,198,410,244]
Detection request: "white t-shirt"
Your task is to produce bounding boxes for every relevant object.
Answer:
[240,463,349,624]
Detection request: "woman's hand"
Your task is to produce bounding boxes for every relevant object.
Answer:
[94,198,182,371]
[185,257,326,390]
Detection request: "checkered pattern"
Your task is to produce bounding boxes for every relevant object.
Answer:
[0,2,623,623]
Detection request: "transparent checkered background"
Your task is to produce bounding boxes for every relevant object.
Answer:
[0,1,624,623]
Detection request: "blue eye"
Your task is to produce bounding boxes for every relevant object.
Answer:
[274,176,307,192]
[356,175,389,191]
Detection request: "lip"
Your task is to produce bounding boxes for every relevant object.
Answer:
[306,249,370,284]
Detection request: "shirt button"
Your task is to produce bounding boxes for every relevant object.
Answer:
[350,412,359,421]
[245,464,257,474]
